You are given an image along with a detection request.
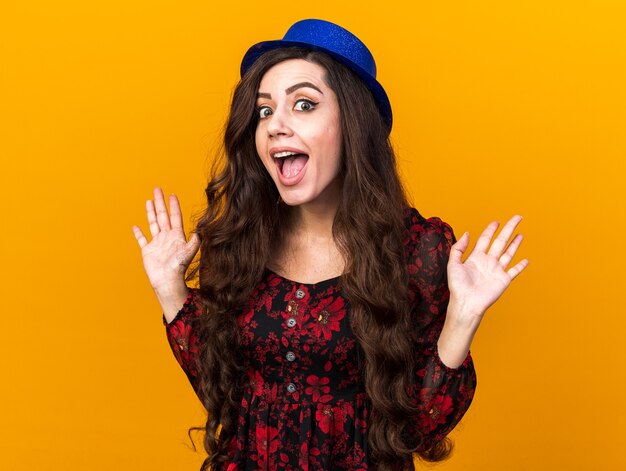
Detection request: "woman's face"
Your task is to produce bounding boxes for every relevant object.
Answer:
[255,59,343,208]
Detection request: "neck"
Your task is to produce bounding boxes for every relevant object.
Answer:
[290,177,342,240]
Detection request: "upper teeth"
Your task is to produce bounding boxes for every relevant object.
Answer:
[273,151,298,158]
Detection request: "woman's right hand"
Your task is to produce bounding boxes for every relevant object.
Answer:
[132,187,200,320]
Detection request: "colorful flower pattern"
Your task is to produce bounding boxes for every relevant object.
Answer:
[164,208,477,470]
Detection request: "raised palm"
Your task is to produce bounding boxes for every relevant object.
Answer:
[447,215,528,322]
[131,187,200,292]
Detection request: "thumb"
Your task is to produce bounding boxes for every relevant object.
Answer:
[449,232,470,265]
[187,232,201,256]
[176,233,200,268]
[187,232,200,257]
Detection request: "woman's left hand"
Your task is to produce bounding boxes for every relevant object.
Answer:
[446,215,529,326]
[436,215,528,368]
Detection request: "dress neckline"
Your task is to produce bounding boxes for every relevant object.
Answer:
[264,267,342,288]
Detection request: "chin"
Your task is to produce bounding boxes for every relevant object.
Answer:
[278,190,315,207]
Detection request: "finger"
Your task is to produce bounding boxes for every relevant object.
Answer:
[153,187,172,231]
[499,234,524,268]
[188,232,201,253]
[169,194,184,232]
[488,215,523,258]
[146,199,160,237]
[474,221,500,253]
[449,232,469,265]
[132,225,148,249]
[177,233,201,266]
[507,259,529,280]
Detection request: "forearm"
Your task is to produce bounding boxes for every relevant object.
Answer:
[437,299,483,368]
[162,287,201,393]
[412,322,477,450]
[156,282,190,323]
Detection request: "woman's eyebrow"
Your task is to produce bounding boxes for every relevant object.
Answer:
[256,82,323,100]
[285,82,323,95]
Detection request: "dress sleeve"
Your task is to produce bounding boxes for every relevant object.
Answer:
[405,209,477,452]
[162,288,202,394]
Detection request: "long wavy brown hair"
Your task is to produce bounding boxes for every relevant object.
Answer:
[185,47,452,470]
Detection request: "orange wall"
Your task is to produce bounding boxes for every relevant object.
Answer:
[1,1,624,470]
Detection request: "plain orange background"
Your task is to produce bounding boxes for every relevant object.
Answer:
[1,1,625,470]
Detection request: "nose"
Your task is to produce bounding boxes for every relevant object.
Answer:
[266,108,293,138]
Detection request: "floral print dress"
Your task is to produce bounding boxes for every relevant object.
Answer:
[164,208,477,470]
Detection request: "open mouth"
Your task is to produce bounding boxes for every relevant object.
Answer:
[273,151,309,178]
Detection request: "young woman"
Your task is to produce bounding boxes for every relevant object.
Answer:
[132,19,527,471]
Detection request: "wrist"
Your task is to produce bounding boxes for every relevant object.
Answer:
[153,278,188,298]
[446,296,484,330]
[158,284,190,324]
[436,299,482,369]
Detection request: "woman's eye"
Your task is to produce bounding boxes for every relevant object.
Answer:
[257,106,273,119]
[294,99,316,112]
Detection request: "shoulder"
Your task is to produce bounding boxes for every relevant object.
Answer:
[403,208,455,311]
[403,207,456,254]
